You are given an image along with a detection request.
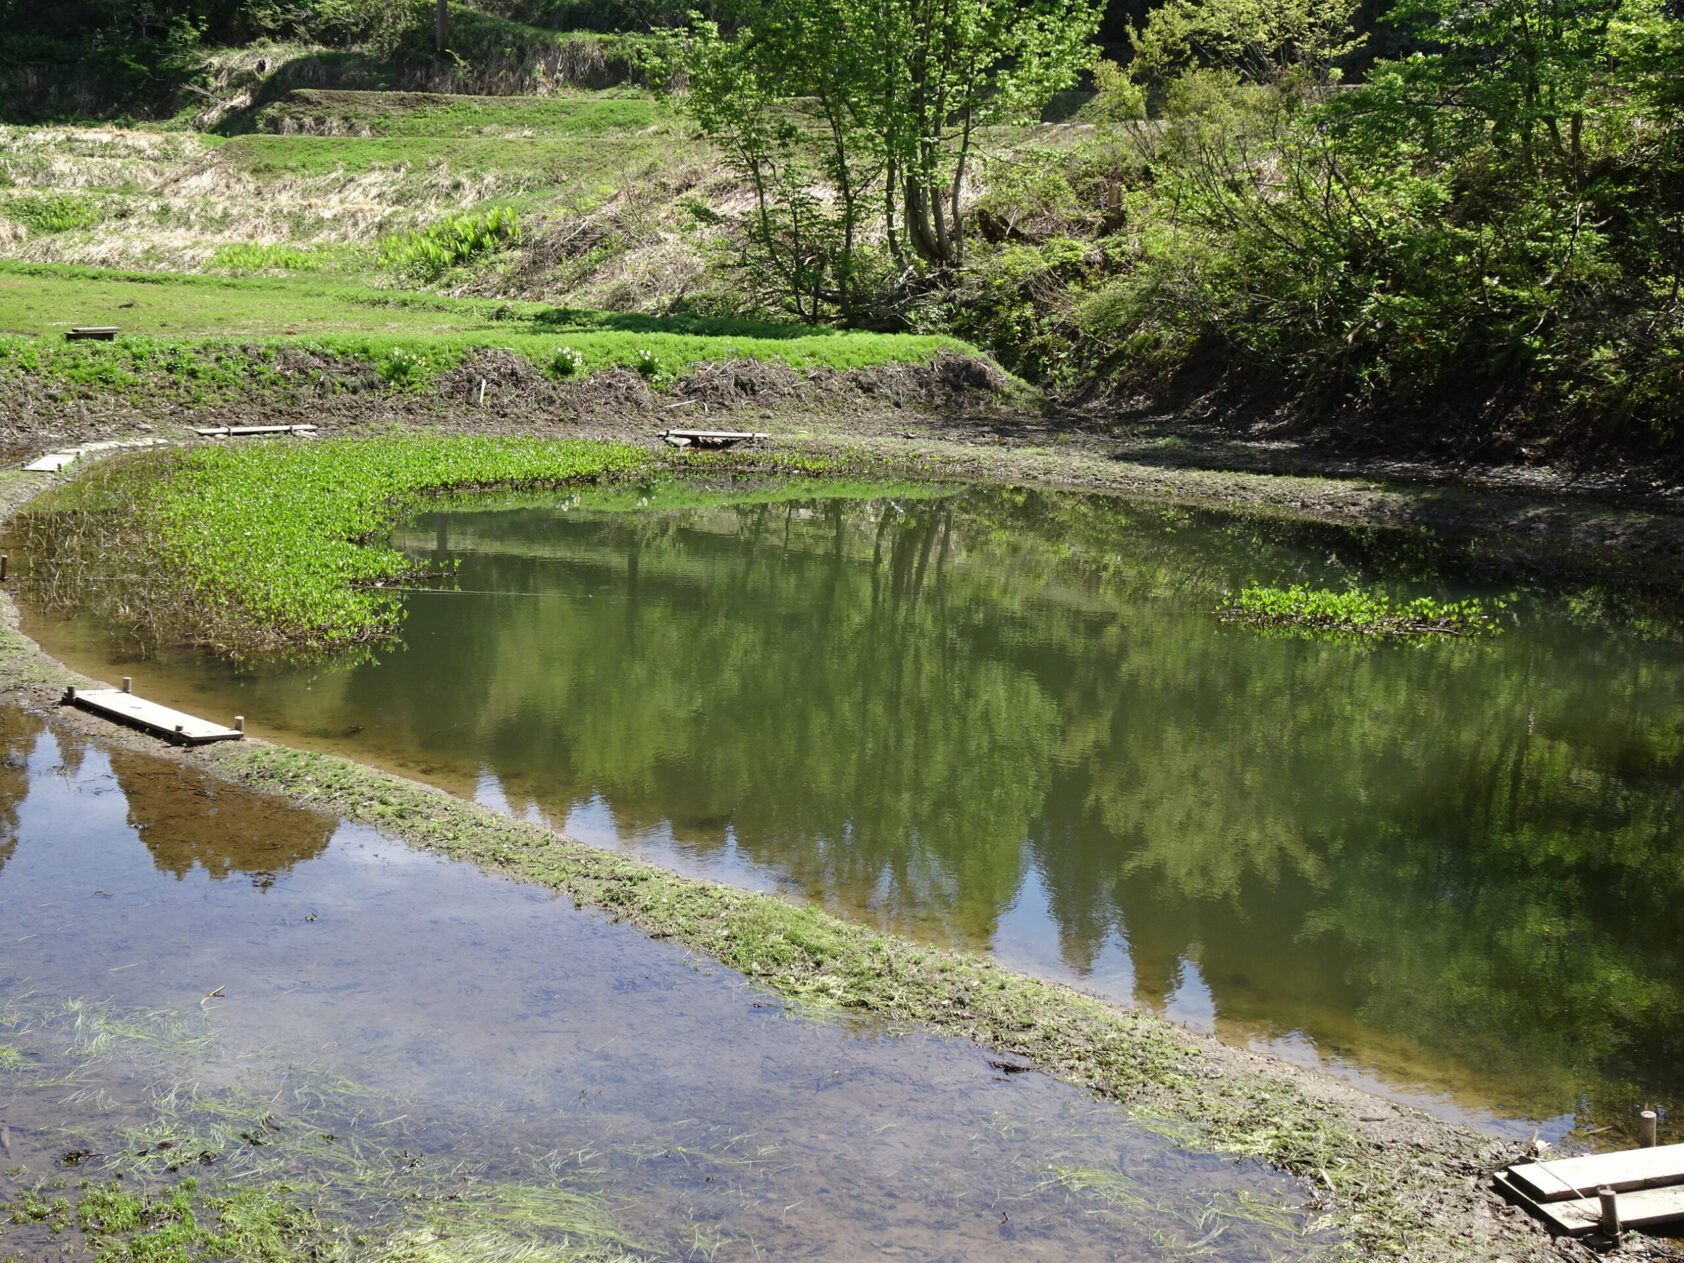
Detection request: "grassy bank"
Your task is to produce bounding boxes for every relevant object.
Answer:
[0,264,979,386]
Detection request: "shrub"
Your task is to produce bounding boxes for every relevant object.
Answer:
[379,346,430,384]
[5,193,106,234]
[376,207,521,283]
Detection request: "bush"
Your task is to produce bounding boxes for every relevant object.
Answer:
[377,207,521,283]
[5,193,106,234]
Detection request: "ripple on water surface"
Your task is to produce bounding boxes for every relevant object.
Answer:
[0,709,1324,1261]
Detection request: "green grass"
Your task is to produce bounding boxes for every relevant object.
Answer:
[254,89,671,139]
[1218,584,1507,639]
[0,263,979,383]
[2,192,108,234]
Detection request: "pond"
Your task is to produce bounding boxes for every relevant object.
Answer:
[23,479,1684,1145]
[0,708,1321,1260]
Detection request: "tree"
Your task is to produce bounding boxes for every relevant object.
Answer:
[675,0,1101,322]
[1126,0,1364,87]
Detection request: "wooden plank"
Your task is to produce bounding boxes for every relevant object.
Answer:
[65,327,118,341]
[195,424,318,437]
[24,437,169,472]
[64,687,243,745]
[1505,1179,1684,1236]
[23,453,77,472]
[1506,1143,1684,1202]
[661,430,770,440]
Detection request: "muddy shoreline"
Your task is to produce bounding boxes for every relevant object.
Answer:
[5,400,1682,1260]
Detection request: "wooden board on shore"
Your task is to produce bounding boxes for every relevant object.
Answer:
[1497,1172,1684,1236]
[195,424,318,437]
[64,687,243,745]
[65,326,118,341]
[23,437,168,473]
[659,429,769,449]
[1505,1143,1684,1202]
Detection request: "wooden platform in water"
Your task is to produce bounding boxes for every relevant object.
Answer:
[63,687,243,746]
[1500,1143,1684,1235]
[659,429,769,449]
[195,424,318,438]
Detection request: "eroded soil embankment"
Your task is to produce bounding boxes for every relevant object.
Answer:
[0,441,1642,1262]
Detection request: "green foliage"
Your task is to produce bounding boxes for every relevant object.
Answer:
[210,242,335,272]
[376,206,521,282]
[1127,0,1363,86]
[379,344,431,381]
[671,0,1102,321]
[963,0,1684,445]
[632,347,658,377]
[1219,584,1505,638]
[3,192,106,233]
[550,344,583,375]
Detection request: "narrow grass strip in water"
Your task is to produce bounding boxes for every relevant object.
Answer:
[201,736,1494,1262]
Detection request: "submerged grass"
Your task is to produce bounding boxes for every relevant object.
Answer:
[0,994,648,1263]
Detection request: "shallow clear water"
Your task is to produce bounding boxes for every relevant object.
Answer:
[0,708,1320,1260]
[24,481,1684,1144]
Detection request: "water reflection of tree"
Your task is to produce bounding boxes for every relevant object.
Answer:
[107,750,335,887]
[0,708,45,880]
[370,487,1684,1126]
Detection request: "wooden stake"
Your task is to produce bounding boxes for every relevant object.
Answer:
[234,716,245,733]
[121,677,132,693]
[477,378,487,406]
[1,555,8,582]
[1598,1186,1621,1239]
[1641,1110,1659,1148]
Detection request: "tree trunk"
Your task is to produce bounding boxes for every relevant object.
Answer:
[435,0,449,56]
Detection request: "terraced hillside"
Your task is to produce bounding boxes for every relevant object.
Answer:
[0,88,728,313]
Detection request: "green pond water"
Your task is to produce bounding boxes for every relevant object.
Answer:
[24,480,1684,1144]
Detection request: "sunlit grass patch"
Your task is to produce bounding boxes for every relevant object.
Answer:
[0,262,983,383]
[1217,584,1506,640]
